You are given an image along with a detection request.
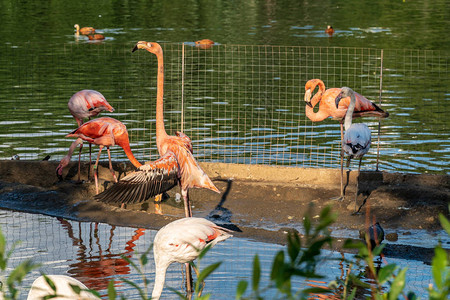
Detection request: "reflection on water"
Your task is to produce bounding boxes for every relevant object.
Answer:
[0,209,433,299]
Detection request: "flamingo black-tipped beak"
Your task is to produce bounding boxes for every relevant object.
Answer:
[132,44,139,52]
[56,165,63,181]
[304,89,313,107]
[335,94,343,108]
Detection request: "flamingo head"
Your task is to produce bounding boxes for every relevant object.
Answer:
[304,79,324,108]
[335,87,353,108]
[132,41,162,55]
[304,88,313,108]
[56,157,70,181]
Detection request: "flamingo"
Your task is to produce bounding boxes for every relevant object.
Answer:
[152,217,232,300]
[27,275,99,299]
[94,41,220,218]
[335,87,372,206]
[59,117,151,195]
[304,79,387,199]
[325,25,335,36]
[195,39,215,49]
[74,24,95,35]
[88,34,105,40]
[67,89,115,181]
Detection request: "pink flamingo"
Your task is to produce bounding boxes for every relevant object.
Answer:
[152,217,232,299]
[67,89,115,181]
[58,117,147,194]
[95,41,220,218]
[304,79,387,198]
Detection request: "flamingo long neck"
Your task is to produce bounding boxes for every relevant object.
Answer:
[155,51,168,148]
[119,142,142,168]
[305,81,329,122]
[344,92,356,130]
[152,262,169,300]
[67,138,83,160]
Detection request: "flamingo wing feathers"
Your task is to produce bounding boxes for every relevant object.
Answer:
[175,131,193,154]
[94,152,180,204]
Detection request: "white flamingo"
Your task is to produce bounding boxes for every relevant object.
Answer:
[27,275,99,299]
[152,217,232,299]
[335,87,372,208]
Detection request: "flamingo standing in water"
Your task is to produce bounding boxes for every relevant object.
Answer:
[67,89,115,181]
[304,79,387,199]
[94,41,220,218]
[58,117,156,195]
[74,24,96,35]
[152,217,232,299]
[335,87,372,205]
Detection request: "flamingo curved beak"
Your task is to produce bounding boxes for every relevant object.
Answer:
[132,41,151,52]
[304,89,313,108]
[56,165,64,181]
[335,94,344,108]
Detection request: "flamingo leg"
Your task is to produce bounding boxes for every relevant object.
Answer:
[106,147,118,183]
[332,122,345,201]
[77,141,84,182]
[154,194,163,215]
[355,158,362,212]
[88,142,92,181]
[181,188,193,295]
[94,145,104,194]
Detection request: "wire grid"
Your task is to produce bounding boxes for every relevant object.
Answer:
[180,44,383,168]
[0,42,448,174]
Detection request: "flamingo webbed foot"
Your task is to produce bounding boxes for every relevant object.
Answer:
[330,195,345,201]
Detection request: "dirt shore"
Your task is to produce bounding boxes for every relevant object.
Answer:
[0,160,448,262]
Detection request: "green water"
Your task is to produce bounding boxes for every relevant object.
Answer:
[0,0,448,174]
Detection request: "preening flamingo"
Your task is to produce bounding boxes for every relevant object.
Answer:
[152,217,232,300]
[195,39,215,49]
[94,41,220,218]
[62,117,146,194]
[335,87,372,206]
[325,25,335,36]
[27,275,99,300]
[74,24,95,35]
[67,89,115,181]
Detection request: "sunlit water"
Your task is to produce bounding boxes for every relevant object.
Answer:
[0,209,436,299]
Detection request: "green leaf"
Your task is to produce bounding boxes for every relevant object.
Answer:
[388,268,407,300]
[197,262,222,285]
[252,255,261,292]
[107,280,116,300]
[140,253,148,266]
[198,244,213,260]
[287,233,300,262]
[439,213,450,236]
[378,264,397,284]
[235,281,248,299]
[270,251,285,281]
[431,245,447,290]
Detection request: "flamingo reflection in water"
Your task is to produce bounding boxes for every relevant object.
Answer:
[95,41,220,218]
[58,218,146,291]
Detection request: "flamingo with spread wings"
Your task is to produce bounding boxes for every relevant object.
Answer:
[335,87,372,206]
[152,217,232,299]
[66,89,115,181]
[94,41,220,218]
[57,117,177,197]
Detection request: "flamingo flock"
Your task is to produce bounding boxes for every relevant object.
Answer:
[51,40,389,298]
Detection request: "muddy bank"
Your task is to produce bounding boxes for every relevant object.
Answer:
[0,160,448,262]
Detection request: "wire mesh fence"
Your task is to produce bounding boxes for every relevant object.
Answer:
[0,42,448,174]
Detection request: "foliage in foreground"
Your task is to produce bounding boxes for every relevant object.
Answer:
[0,205,449,299]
